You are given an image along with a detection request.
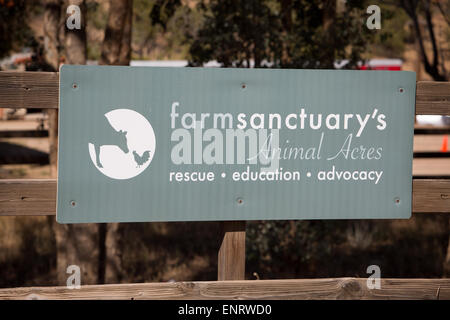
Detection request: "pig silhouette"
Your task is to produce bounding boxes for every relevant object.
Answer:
[90,114,129,168]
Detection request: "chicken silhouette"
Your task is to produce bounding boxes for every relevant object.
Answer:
[132,150,151,168]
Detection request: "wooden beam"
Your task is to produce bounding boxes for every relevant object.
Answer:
[0,278,448,300]
[0,72,59,109]
[0,179,56,216]
[218,221,246,280]
[48,109,58,178]
[416,81,450,115]
[0,179,448,216]
[0,72,449,115]
[413,159,450,177]
[0,130,48,138]
[414,135,449,152]
[412,179,450,213]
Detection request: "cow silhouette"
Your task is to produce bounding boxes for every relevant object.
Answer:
[90,114,129,168]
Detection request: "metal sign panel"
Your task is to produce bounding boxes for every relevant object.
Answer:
[57,65,416,223]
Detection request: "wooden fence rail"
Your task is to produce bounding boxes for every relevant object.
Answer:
[1,179,449,216]
[0,72,59,109]
[0,72,450,114]
[416,81,450,115]
[0,278,449,300]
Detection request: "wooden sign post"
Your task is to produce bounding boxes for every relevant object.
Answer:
[218,221,246,280]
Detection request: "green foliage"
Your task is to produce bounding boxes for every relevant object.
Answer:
[189,0,372,68]
[149,0,181,31]
[86,0,108,60]
[367,2,411,58]
[247,216,449,279]
[86,0,107,30]
[131,0,203,60]
[246,220,348,277]
[189,0,280,67]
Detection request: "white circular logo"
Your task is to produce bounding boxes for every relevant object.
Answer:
[88,109,156,180]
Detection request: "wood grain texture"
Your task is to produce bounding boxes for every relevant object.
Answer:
[413,158,450,177]
[218,221,246,280]
[0,72,449,115]
[0,179,449,215]
[416,81,450,115]
[0,278,448,300]
[0,72,59,109]
[0,179,56,216]
[48,109,58,178]
[412,179,450,213]
[414,135,449,152]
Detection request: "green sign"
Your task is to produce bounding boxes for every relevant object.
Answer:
[57,65,416,223]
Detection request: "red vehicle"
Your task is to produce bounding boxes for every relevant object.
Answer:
[359,59,402,71]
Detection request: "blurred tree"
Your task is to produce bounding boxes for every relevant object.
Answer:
[133,0,196,60]
[0,0,30,61]
[435,0,450,27]
[84,0,107,60]
[367,2,411,58]
[132,0,156,58]
[99,0,133,65]
[189,0,279,67]
[43,0,62,71]
[395,0,448,80]
[149,0,181,31]
[64,0,87,64]
[189,0,371,68]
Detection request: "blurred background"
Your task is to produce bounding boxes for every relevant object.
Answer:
[0,0,449,288]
